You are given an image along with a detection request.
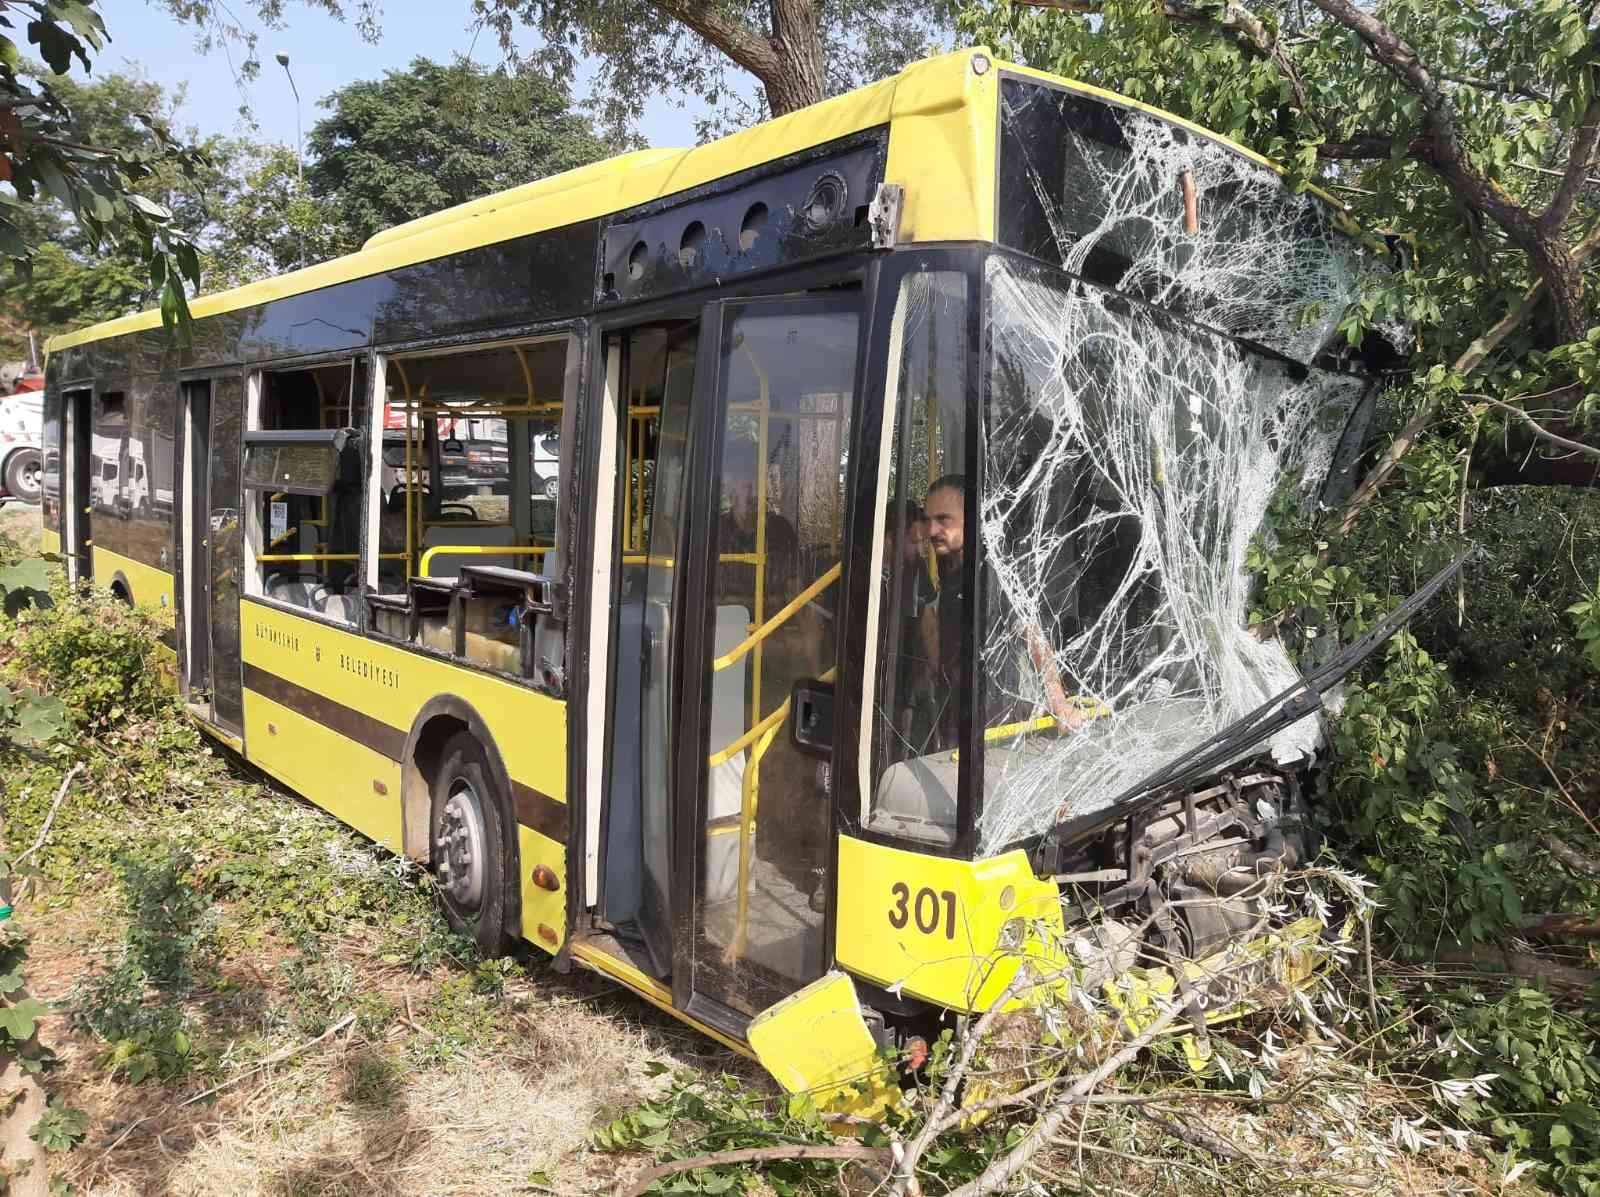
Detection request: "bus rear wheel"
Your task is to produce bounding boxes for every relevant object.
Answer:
[430,731,516,956]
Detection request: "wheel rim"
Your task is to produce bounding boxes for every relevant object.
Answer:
[19,460,40,498]
[437,779,488,911]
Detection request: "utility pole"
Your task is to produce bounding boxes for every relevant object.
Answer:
[276,52,307,266]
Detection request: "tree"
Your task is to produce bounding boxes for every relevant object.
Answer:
[1,62,257,351]
[305,56,612,248]
[1,2,207,334]
[202,142,345,286]
[958,0,1600,502]
[474,0,960,138]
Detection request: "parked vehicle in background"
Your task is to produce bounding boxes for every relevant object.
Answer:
[0,354,44,505]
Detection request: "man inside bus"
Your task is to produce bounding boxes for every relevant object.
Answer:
[924,474,1091,745]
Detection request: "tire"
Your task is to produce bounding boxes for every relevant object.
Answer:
[4,449,41,505]
[430,731,517,955]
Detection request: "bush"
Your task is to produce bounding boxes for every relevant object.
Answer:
[73,841,218,1083]
[9,587,170,734]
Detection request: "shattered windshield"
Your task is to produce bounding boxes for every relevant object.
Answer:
[996,75,1364,365]
[977,259,1365,850]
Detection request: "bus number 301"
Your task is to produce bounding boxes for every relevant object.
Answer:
[888,882,957,940]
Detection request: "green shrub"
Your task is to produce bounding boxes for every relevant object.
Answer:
[10,589,170,734]
[73,841,218,1083]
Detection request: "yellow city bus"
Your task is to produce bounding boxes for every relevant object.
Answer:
[41,48,1423,1090]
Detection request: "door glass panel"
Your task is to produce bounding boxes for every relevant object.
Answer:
[693,297,859,1017]
[606,324,698,975]
[209,378,245,733]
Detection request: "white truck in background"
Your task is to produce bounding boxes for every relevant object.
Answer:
[0,351,44,506]
[120,432,175,518]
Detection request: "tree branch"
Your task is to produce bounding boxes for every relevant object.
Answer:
[1017,0,1318,121]
[1309,0,1587,340]
[618,1144,893,1197]
[1473,394,1600,464]
[1541,94,1600,236]
[1336,226,1600,534]
[1542,834,1600,880]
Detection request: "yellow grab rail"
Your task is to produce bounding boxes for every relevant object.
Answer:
[712,563,840,673]
[417,543,554,577]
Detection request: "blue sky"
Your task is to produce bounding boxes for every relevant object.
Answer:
[97,1,717,152]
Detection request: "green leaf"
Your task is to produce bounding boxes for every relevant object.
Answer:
[0,557,51,595]
[0,996,50,1041]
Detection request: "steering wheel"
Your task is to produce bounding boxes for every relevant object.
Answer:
[437,502,477,519]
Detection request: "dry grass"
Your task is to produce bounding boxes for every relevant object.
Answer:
[21,895,765,1197]
[0,501,40,554]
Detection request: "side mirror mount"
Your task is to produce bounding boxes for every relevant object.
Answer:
[791,678,834,759]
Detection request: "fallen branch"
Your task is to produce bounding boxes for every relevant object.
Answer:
[617,1143,893,1197]
[179,1012,355,1108]
[1473,395,1600,463]
[12,762,84,869]
[1436,948,1599,988]
[1542,834,1600,880]
[1337,227,1600,536]
[1521,913,1600,941]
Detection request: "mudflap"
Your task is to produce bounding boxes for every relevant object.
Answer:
[747,971,899,1114]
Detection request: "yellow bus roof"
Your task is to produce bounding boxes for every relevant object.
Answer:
[48,48,1350,355]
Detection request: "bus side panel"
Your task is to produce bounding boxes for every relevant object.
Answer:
[90,544,174,615]
[243,688,405,850]
[517,826,567,950]
[239,599,570,952]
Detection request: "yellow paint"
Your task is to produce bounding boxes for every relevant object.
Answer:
[517,824,567,952]
[192,716,245,754]
[834,835,1065,1012]
[91,545,174,624]
[40,528,60,555]
[241,599,567,805]
[243,688,405,851]
[570,943,756,1059]
[885,49,999,245]
[747,971,897,1112]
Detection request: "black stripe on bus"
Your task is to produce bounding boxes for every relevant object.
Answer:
[243,662,408,761]
[241,662,568,839]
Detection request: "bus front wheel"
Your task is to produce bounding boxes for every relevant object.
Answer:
[430,731,516,955]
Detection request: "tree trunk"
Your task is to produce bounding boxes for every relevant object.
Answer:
[762,0,825,115]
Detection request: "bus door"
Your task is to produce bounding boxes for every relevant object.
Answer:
[178,378,246,735]
[61,389,92,583]
[603,294,862,1026]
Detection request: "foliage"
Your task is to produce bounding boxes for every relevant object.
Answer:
[476,0,959,137]
[958,0,1600,485]
[72,842,217,1082]
[1399,982,1600,1197]
[9,587,171,734]
[27,1099,88,1153]
[1567,576,1600,672]
[304,56,612,249]
[1,2,207,336]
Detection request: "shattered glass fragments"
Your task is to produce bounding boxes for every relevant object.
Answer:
[974,81,1375,852]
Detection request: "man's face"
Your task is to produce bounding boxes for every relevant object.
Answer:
[925,486,963,561]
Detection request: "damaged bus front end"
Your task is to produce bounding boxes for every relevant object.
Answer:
[759,65,1457,1098]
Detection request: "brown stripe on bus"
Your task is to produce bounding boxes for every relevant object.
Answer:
[242,662,408,761]
[512,782,568,841]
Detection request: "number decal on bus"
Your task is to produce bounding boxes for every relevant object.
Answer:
[888,882,957,940]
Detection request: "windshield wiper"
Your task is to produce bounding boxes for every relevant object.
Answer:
[1033,546,1473,873]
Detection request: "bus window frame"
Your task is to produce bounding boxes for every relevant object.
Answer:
[838,244,988,864]
[241,351,373,631]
